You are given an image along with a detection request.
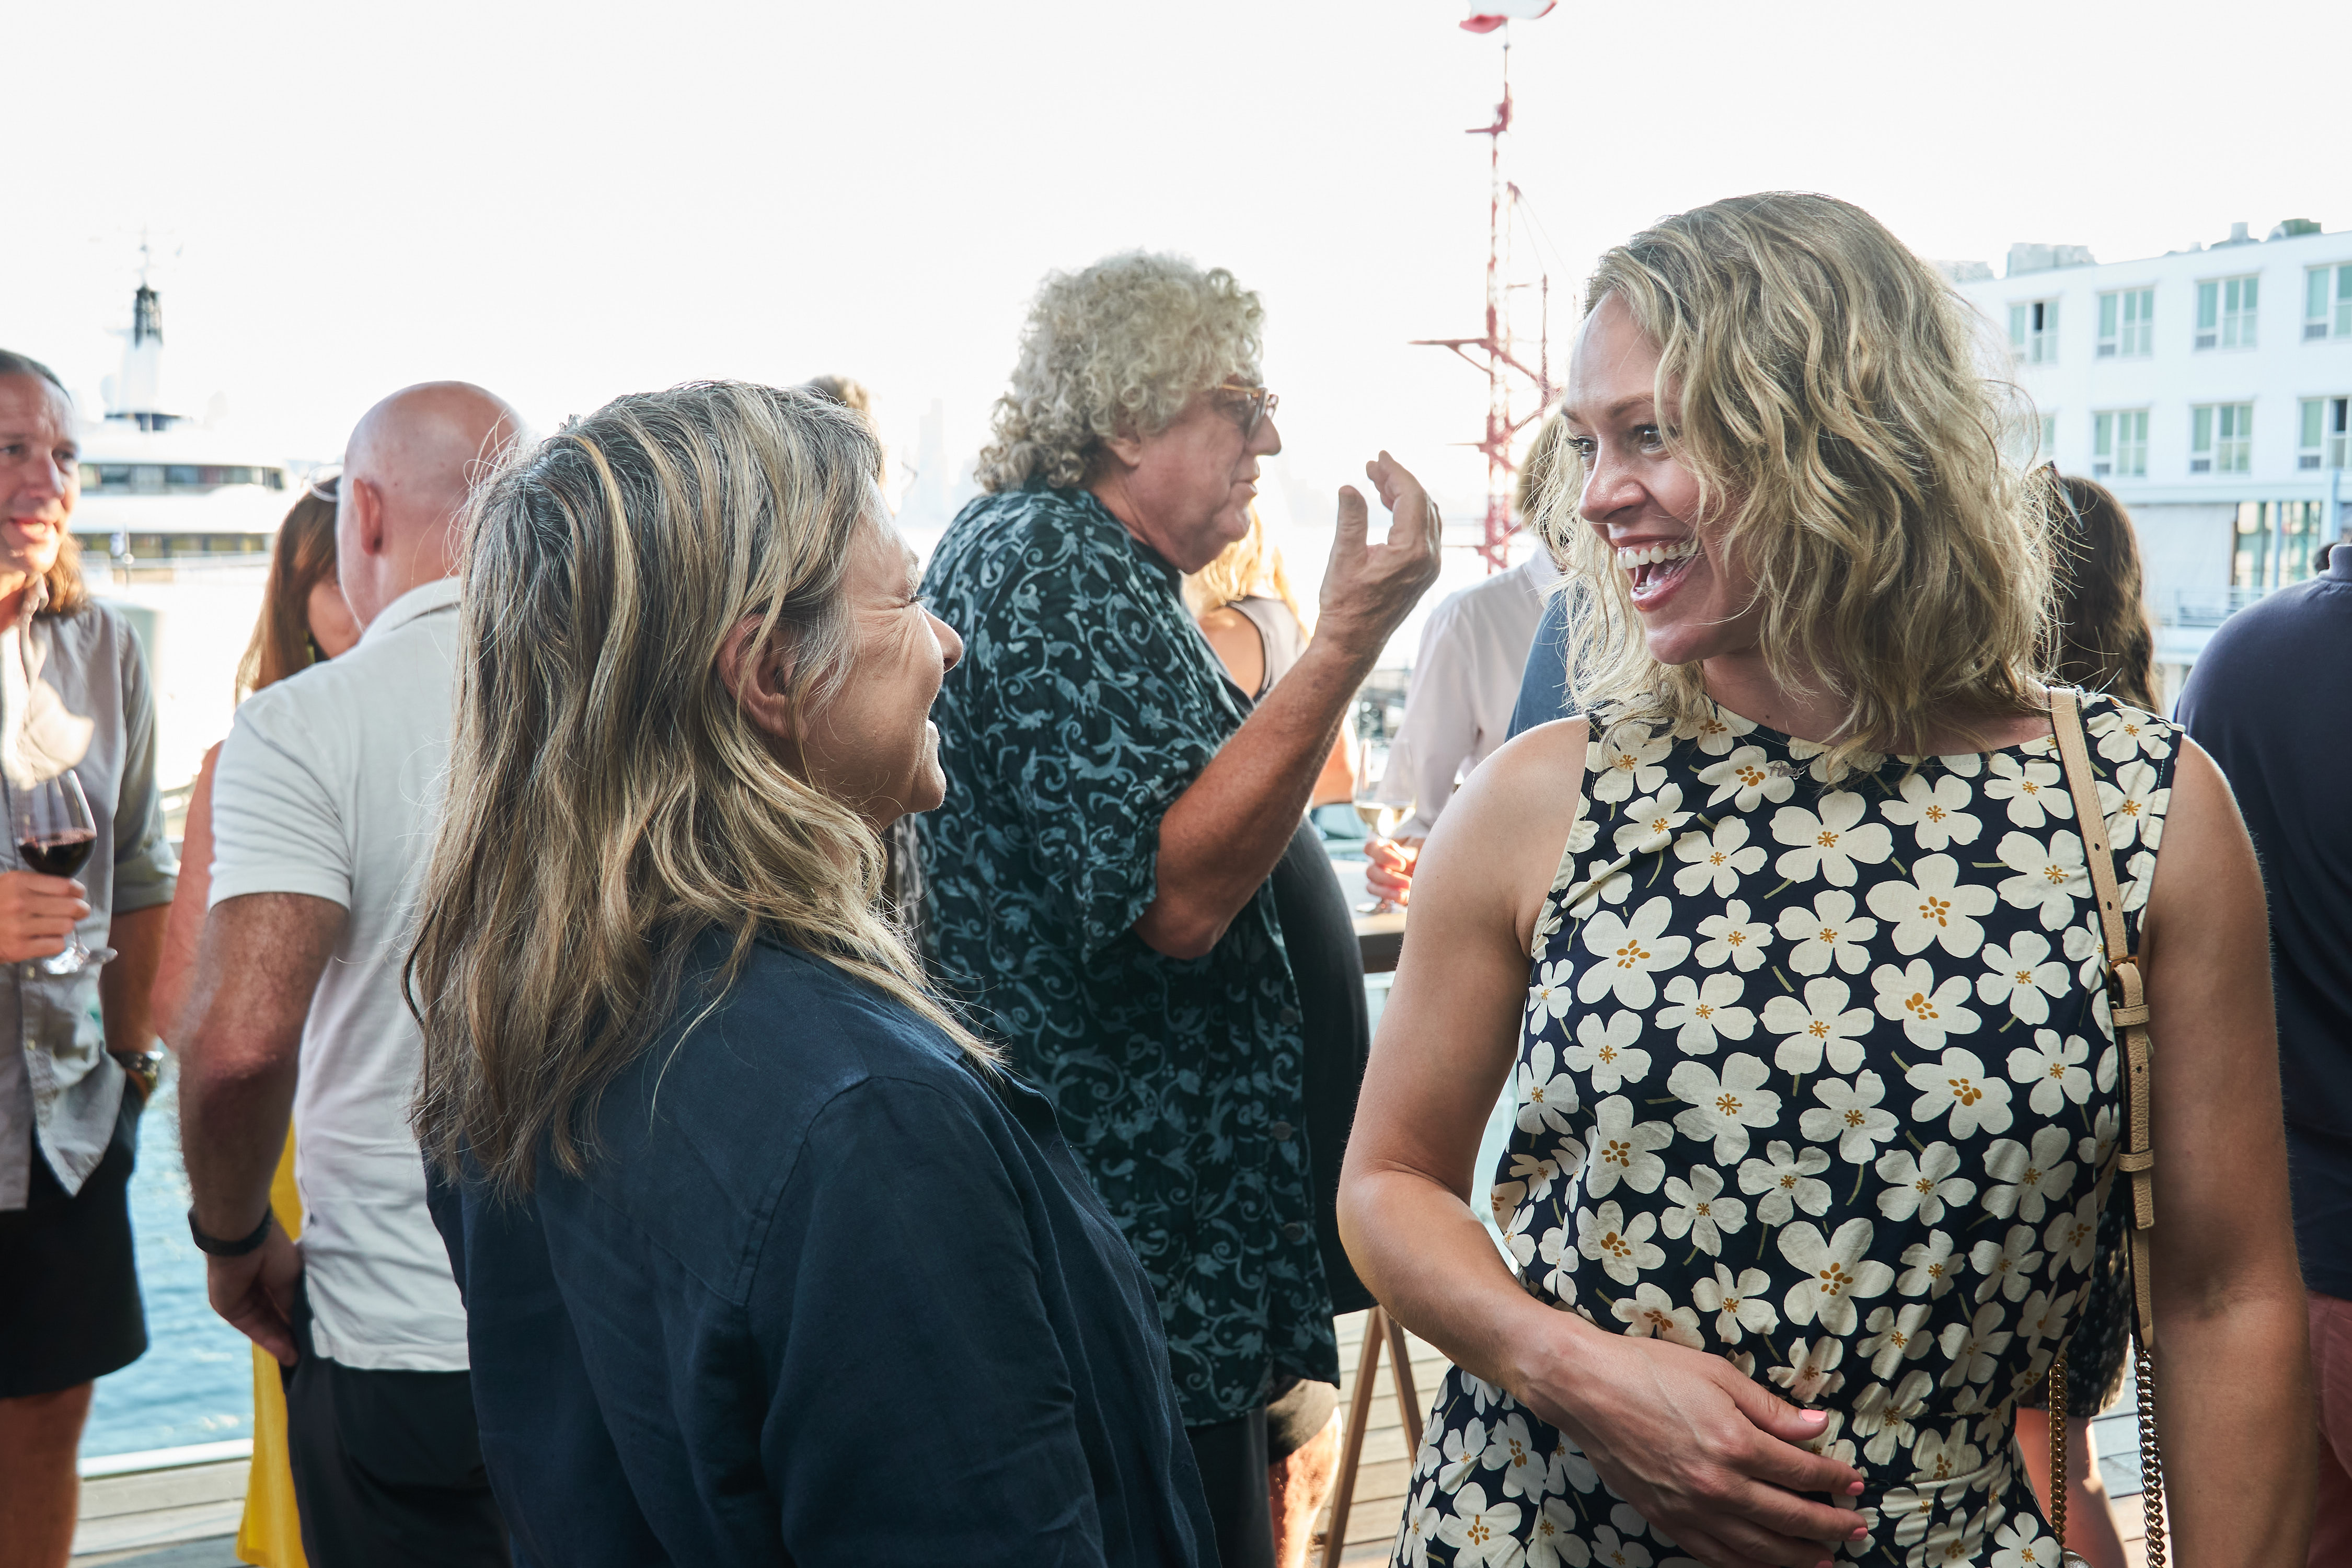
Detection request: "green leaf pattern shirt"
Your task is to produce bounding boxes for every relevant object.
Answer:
[918,483,1336,1427]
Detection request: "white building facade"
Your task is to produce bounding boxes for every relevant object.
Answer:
[1948,222,2352,686]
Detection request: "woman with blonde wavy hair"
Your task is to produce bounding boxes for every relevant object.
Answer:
[1338,193,2311,1566]
[407,381,1216,1567]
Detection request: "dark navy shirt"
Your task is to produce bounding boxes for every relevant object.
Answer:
[2177,548,2352,1299]
[1506,589,1575,739]
[429,934,1215,1567]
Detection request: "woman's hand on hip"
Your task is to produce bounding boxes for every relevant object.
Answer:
[0,869,85,962]
[1523,1328,1866,1568]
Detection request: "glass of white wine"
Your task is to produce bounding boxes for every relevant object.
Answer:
[1352,736,1413,916]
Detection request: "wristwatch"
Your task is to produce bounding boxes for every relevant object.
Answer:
[111,1049,165,1103]
[188,1205,274,1258]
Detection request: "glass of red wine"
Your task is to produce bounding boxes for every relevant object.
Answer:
[16,769,110,976]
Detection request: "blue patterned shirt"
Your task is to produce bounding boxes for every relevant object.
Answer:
[918,482,1338,1424]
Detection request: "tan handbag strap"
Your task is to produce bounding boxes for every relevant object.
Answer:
[2046,687,2169,1567]
[2047,688,2158,1348]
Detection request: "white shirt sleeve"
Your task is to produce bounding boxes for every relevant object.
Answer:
[1378,597,1482,840]
[207,683,354,910]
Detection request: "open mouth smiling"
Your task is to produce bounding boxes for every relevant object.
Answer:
[1617,537,1699,599]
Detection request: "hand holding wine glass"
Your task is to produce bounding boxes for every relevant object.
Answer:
[12,769,111,974]
[1352,737,1416,915]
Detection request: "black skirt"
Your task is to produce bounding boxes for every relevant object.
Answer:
[0,1086,148,1397]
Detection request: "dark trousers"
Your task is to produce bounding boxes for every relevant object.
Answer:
[1186,1404,1274,1568]
[281,1277,509,1567]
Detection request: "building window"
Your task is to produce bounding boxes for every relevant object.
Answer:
[2303,397,2350,470]
[2040,412,2058,456]
[2097,288,2153,358]
[2094,409,2149,478]
[2308,264,2352,341]
[2232,501,2327,591]
[2196,275,2258,350]
[2192,402,2253,474]
[2009,299,2059,364]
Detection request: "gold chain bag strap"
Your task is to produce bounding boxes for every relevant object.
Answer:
[2045,686,2166,1566]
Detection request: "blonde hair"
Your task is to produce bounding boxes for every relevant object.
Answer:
[1515,409,1571,523]
[1184,507,1302,625]
[1543,192,2050,769]
[977,251,1263,492]
[408,381,987,1198]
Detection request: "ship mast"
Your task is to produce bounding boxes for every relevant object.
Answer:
[1412,31,1554,572]
[111,235,179,432]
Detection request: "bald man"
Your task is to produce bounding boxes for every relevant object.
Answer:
[180,383,519,1567]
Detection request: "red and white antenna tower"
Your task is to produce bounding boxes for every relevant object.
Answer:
[1414,8,1557,572]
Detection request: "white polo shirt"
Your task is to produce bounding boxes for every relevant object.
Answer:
[209,578,465,1371]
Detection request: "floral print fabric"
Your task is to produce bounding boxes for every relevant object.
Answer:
[1400,694,2177,1568]
[919,482,1335,1426]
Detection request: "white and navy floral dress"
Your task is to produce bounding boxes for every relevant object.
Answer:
[1399,694,2177,1568]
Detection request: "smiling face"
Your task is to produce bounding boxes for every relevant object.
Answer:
[1092,386,1281,573]
[792,512,965,825]
[1564,295,1760,669]
[0,374,77,596]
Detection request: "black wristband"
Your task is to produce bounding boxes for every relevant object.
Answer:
[188,1205,273,1258]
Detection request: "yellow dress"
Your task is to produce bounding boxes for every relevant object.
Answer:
[235,1131,308,1567]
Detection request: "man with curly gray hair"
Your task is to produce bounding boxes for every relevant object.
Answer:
[921,250,1441,1568]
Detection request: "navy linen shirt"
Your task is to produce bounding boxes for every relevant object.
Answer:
[1506,587,1574,739]
[2177,548,2352,1299]
[429,935,1215,1568]
[918,483,1338,1426]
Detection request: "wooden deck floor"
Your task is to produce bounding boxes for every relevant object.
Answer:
[72,1456,244,1564]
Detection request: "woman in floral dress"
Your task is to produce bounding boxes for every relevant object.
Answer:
[1338,193,2312,1568]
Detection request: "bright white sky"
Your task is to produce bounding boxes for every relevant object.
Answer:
[7,0,2345,594]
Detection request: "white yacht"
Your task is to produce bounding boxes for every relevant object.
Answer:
[69,279,293,800]
[71,281,295,566]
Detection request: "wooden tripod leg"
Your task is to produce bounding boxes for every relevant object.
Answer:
[1322,1307,1389,1568]
[1386,1313,1423,1453]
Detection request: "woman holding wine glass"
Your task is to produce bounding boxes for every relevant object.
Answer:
[0,350,180,1568]
[1187,513,1371,1568]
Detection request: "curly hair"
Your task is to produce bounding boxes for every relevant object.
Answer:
[976,251,1264,493]
[1540,192,2051,773]
[2047,475,2156,711]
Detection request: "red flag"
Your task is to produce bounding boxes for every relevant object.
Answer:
[1460,1,1554,31]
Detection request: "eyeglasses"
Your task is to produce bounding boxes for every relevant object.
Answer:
[1213,382,1279,441]
[304,468,341,503]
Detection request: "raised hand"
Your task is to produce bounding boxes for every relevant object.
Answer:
[1318,452,1443,659]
